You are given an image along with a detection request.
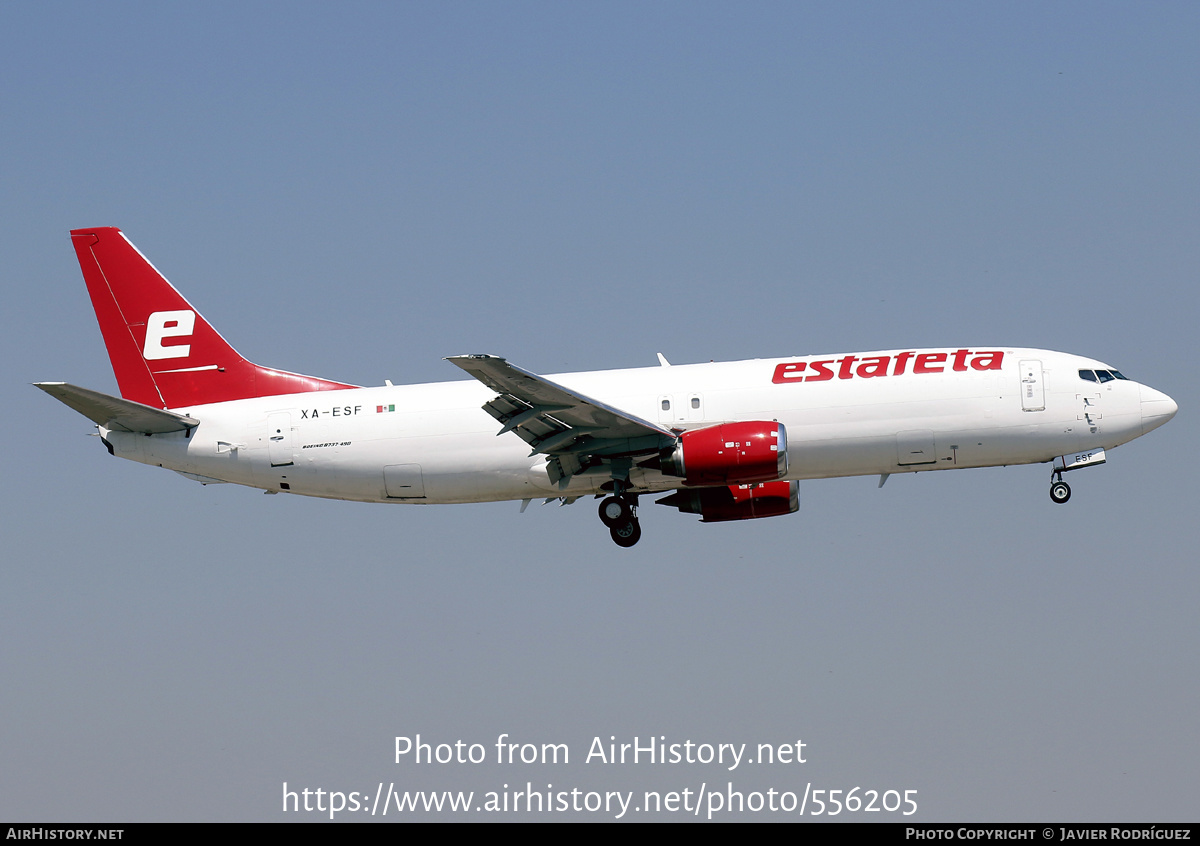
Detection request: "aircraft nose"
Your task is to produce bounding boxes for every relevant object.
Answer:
[1140,384,1178,435]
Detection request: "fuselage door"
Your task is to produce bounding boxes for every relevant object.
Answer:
[267,412,294,467]
[1019,360,1045,412]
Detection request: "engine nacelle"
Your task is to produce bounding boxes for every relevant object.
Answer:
[657,480,799,523]
[659,421,788,485]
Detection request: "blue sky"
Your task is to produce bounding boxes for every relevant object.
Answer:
[3,2,1197,821]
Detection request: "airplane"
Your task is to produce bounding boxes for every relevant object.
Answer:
[37,227,1178,547]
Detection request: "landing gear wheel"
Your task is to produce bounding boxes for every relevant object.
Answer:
[1050,481,1071,504]
[598,496,631,528]
[609,518,642,547]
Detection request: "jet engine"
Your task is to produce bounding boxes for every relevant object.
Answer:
[658,421,788,485]
[657,480,799,523]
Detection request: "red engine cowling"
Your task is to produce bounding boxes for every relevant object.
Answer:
[657,480,800,523]
[659,421,788,485]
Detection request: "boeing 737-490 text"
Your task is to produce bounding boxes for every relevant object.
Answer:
[37,228,1178,546]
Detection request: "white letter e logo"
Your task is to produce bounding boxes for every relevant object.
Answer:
[143,310,195,360]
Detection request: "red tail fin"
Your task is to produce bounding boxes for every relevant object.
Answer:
[71,227,357,408]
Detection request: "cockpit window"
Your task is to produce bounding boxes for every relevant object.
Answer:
[1081,368,1129,382]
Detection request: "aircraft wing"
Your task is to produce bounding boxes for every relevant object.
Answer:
[447,355,675,483]
[35,382,200,434]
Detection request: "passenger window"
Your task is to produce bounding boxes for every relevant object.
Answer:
[661,399,671,411]
[1096,370,1114,383]
[1079,370,1098,382]
[691,397,700,409]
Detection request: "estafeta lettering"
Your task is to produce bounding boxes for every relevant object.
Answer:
[773,349,1004,384]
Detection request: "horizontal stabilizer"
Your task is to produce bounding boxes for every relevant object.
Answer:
[34,382,199,434]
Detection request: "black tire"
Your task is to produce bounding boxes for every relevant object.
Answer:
[598,496,631,527]
[609,518,642,547]
[1050,481,1071,504]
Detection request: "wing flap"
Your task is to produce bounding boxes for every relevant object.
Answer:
[35,382,199,434]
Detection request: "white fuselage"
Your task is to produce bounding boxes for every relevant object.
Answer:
[100,347,1174,504]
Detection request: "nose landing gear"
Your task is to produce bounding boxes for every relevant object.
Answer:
[1048,448,1106,504]
[1049,475,1071,504]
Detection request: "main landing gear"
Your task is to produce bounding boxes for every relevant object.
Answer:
[598,493,641,547]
